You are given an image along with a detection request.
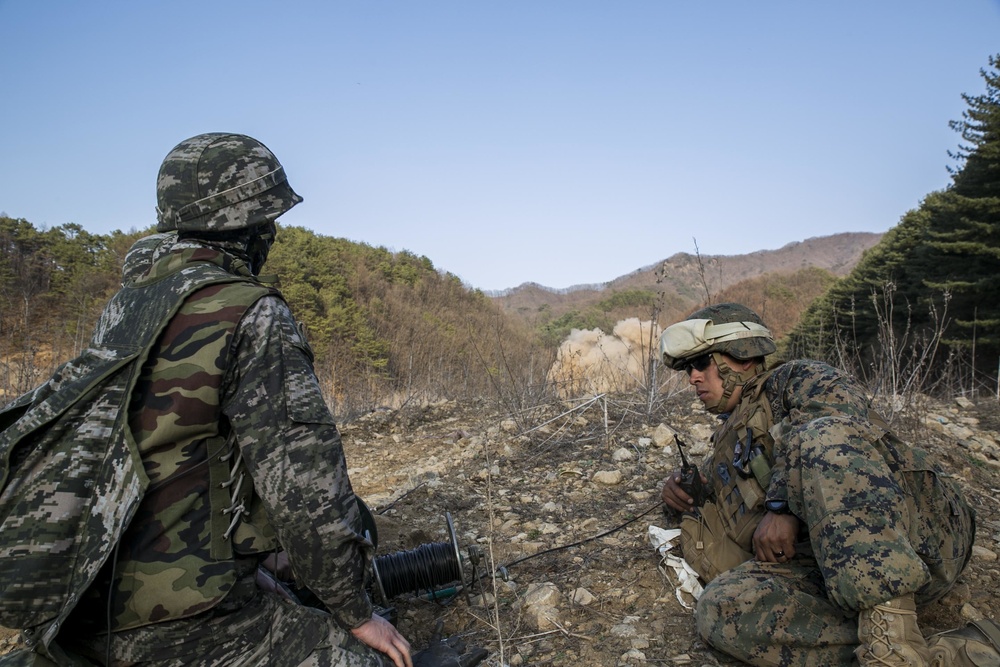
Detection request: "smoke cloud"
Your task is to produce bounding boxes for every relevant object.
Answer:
[548,318,662,398]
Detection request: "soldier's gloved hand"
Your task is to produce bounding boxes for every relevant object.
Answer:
[412,621,488,667]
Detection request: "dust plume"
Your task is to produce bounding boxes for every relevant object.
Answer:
[547,318,662,398]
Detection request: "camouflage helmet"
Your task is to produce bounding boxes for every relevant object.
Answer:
[660,303,776,370]
[155,133,302,233]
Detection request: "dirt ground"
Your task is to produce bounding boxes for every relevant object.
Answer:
[3,391,999,666]
[337,391,1000,666]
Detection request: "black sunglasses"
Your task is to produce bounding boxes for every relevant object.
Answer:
[682,354,713,375]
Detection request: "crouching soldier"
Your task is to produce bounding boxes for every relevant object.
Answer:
[659,303,1000,666]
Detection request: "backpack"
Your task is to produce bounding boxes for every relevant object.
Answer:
[0,261,258,664]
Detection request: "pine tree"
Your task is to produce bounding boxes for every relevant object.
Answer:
[786,54,1000,390]
[922,55,1000,365]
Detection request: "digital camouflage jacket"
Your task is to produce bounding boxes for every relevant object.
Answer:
[704,359,974,609]
[67,239,375,650]
[0,243,262,663]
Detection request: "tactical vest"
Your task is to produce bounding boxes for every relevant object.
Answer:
[706,369,777,553]
[80,249,280,633]
[0,248,273,661]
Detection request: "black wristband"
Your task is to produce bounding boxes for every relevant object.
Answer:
[765,499,790,514]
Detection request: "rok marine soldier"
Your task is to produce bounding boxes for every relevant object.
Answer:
[659,303,1000,667]
[3,133,420,666]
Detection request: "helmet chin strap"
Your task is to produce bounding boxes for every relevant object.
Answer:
[704,353,765,415]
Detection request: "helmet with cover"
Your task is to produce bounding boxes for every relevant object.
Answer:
[155,133,302,233]
[660,303,775,371]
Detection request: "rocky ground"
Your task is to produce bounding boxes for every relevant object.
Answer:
[337,389,1000,666]
[3,389,999,666]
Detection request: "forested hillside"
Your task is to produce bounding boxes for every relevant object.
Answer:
[786,54,1000,398]
[0,221,547,417]
[5,55,997,413]
[1,216,881,416]
[264,226,547,417]
[500,233,880,347]
[0,219,147,398]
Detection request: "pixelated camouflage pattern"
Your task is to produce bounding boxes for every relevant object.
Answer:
[692,360,974,667]
[698,558,859,666]
[219,294,375,630]
[68,591,383,667]
[120,232,177,285]
[0,241,261,662]
[156,133,302,233]
[58,238,377,662]
[78,245,279,632]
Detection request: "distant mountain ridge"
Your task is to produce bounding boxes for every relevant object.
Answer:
[493,232,883,321]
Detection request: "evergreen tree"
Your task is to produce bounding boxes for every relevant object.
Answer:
[924,54,1000,359]
[786,54,1000,390]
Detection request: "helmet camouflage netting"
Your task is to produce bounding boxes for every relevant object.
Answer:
[155,133,302,233]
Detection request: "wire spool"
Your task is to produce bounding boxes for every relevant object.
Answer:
[372,512,465,602]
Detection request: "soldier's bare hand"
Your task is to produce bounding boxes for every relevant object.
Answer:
[753,512,799,563]
[661,469,708,512]
[351,614,413,667]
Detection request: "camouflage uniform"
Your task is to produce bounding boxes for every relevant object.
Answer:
[4,133,403,666]
[694,360,975,667]
[55,237,385,667]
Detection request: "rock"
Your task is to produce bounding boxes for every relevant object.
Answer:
[630,637,650,650]
[572,587,596,606]
[499,519,520,534]
[593,470,623,485]
[940,582,972,606]
[610,615,641,638]
[619,649,647,663]
[687,436,712,456]
[972,545,998,562]
[520,541,546,555]
[521,582,562,631]
[960,602,984,621]
[611,623,637,637]
[955,396,974,409]
[652,423,678,447]
[950,424,977,440]
[636,437,652,449]
[612,447,635,462]
[539,522,560,535]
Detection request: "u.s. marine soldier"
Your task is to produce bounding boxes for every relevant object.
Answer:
[659,303,1000,666]
[54,133,414,666]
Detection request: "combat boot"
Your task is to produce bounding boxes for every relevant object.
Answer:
[927,619,1000,667]
[856,595,933,666]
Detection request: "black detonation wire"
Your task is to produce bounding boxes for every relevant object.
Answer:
[498,501,665,573]
[376,542,464,599]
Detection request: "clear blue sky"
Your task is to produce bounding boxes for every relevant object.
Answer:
[2,1,999,292]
